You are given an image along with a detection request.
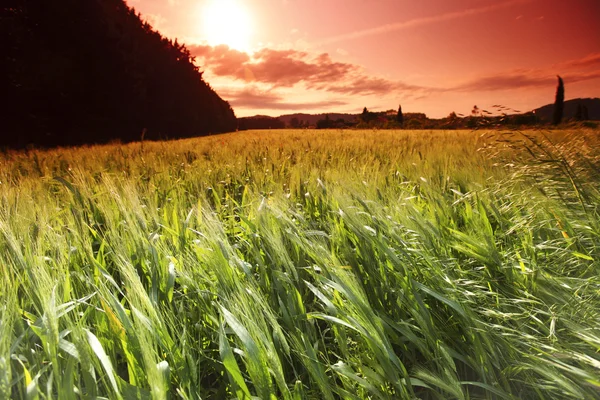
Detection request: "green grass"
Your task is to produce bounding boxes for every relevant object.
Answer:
[1,128,599,399]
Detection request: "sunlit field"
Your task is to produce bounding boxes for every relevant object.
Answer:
[1,129,599,399]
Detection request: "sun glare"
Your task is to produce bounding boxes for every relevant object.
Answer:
[201,0,252,52]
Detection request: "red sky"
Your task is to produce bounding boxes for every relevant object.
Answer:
[129,0,600,118]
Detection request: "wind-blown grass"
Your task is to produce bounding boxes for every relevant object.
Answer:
[1,129,599,399]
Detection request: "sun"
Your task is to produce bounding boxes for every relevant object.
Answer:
[201,0,253,52]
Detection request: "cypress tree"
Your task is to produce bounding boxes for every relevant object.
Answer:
[397,104,404,125]
[552,76,564,125]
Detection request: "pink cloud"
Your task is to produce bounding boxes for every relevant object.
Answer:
[219,87,348,110]
[556,52,600,70]
[191,44,431,97]
[191,46,358,87]
[455,53,600,92]
[189,44,250,76]
[322,77,429,96]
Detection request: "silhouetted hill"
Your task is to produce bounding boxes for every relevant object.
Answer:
[238,116,285,130]
[1,0,236,147]
[278,113,358,127]
[534,98,600,122]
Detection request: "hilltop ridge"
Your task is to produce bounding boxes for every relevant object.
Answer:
[239,98,600,129]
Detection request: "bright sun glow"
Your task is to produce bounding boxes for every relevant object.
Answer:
[202,0,253,52]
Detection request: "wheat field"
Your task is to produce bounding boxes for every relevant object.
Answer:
[1,129,599,399]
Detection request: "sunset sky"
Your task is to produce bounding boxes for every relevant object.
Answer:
[130,0,600,118]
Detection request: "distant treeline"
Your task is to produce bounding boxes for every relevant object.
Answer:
[240,98,599,131]
[237,116,285,130]
[326,100,599,130]
[239,110,543,130]
[1,0,237,147]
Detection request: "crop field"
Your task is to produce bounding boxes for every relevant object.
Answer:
[1,128,599,399]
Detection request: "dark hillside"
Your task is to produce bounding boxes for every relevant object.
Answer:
[534,98,600,122]
[0,0,236,147]
[237,116,285,130]
[278,113,358,127]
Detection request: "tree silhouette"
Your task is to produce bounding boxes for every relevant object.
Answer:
[552,76,564,125]
[359,107,376,124]
[1,0,237,147]
[316,114,334,129]
[237,116,284,130]
[396,104,404,125]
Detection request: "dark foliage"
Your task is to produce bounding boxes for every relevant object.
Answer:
[572,103,592,122]
[359,107,378,124]
[575,104,583,121]
[316,115,332,129]
[315,115,353,129]
[582,105,589,121]
[252,106,551,130]
[534,98,600,122]
[237,116,285,130]
[396,105,404,125]
[552,76,564,125]
[279,113,357,128]
[0,0,236,147]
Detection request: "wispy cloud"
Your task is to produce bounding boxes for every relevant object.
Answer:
[556,52,600,70]
[318,0,533,45]
[455,53,600,92]
[315,76,430,97]
[219,87,348,110]
[455,70,554,91]
[456,71,600,92]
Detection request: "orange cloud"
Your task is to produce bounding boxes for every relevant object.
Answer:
[191,46,358,87]
[219,87,348,110]
[456,53,600,92]
[190,44,432,97]
[556,52,600,70]
[190,44,250,76]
